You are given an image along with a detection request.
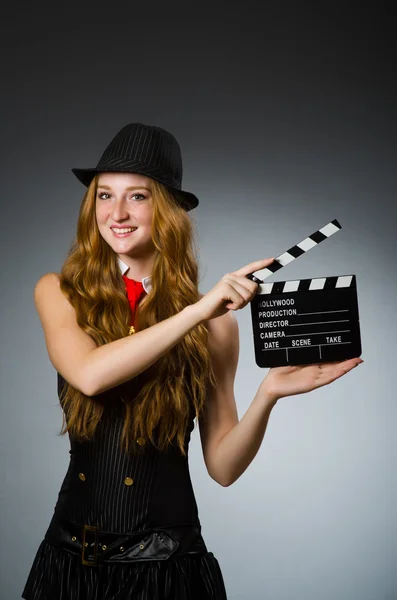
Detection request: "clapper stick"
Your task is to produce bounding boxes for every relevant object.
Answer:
[247,219,342,283]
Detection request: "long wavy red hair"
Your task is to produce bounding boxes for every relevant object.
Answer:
[58,174,216,456]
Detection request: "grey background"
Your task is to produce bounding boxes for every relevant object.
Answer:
[1,5,396,600]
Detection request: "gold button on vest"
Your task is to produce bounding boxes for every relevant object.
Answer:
[124,477,134,486]
[136,437,146,446]
[78,473,86,481]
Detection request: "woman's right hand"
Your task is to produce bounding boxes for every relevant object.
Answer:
[194,258,275,321]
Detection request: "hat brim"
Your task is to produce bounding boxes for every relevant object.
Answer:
[71,167,199,211]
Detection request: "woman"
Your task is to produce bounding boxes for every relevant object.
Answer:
[22,123,363,599]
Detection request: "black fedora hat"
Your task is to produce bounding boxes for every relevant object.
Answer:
[72,123,199,211]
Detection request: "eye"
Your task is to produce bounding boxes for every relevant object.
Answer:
[97,192,146,200]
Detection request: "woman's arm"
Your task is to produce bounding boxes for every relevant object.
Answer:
[199,310,362,487]
[35,273,203,396]
[199,311,277,487]
[34,257,275,396]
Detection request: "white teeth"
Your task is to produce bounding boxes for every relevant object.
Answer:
[112,227,136,233]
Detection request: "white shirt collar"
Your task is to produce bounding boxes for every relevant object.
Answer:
[117,257,152,293]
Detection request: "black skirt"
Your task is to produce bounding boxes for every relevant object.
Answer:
[22,497,229,600]
[22,537,228,599]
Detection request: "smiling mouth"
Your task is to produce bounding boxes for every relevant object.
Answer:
[111,227,137,236]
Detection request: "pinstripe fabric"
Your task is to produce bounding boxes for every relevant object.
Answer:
[49,381,200,533]
[98,124,181,188]
[22,379,227,599]
[22,273,227,598]
[71,123,199,211]
[73,123,182,188]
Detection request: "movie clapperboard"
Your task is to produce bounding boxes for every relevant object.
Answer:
[247,220,362,367]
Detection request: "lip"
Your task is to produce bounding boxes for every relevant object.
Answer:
[110,225,137,230]
[111,226,137,238]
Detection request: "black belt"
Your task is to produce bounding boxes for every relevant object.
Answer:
[45,514,207,567]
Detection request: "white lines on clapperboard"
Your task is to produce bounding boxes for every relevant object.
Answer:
[290,319,349,326]
[298,309,349,316]
[248,219,342,283]
[285,329,350,337]
[265,341,352,351]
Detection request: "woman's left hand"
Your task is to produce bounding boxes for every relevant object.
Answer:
[261,357,364,403]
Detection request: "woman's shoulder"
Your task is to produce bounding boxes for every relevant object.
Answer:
[204,313,239,362]
[207,310,238,335]
[34,272,73,316]
[34,272,64,309]
[35,271,61,289]
[203,308,239,373]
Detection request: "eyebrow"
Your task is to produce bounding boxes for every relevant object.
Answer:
[97,184,151,192]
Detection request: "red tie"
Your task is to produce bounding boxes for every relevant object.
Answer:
[122,275,146,328]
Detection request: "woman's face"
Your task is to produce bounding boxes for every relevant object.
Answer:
[95,172,155,262]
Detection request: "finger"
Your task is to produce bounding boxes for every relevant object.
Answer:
[222,279,255,306]
[313,359,363,386]
[222,285,249,309]
[317,368,354,387]
[234,258,276,278]
[222,274,259,296]
[318,358,363,374]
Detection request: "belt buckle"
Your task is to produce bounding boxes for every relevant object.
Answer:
[81,524,99,567]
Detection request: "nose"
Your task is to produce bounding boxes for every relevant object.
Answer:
[110,200,130,221]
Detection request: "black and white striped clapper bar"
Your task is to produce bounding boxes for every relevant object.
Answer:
[247,220,362,367]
